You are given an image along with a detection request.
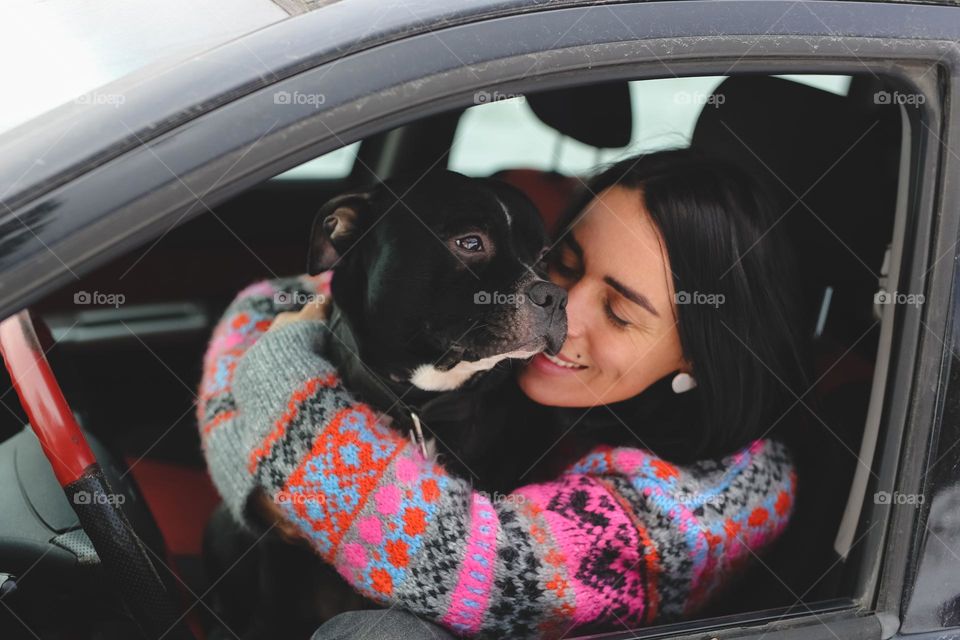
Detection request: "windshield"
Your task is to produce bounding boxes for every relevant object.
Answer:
[0,0,288,135]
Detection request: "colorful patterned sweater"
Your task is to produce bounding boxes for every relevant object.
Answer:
[197,275,797,639]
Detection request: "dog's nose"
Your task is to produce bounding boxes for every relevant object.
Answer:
[527,281,567,314]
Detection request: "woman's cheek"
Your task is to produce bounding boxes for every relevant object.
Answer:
[593,338,623,375]
[597,338,657,396]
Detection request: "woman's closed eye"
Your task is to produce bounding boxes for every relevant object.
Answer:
[550,243,634,330]
[604,297,631,329]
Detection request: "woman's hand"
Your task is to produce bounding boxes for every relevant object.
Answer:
[269,294,331,332]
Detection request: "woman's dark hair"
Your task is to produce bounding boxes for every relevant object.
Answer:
[547,148,811,463]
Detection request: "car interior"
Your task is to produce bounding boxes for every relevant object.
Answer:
[0,71,908,638]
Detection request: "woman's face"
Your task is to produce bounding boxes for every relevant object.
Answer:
[517,185,690,407]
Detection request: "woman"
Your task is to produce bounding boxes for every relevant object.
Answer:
[198,148,808,639]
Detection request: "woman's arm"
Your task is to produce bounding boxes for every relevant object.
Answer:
[199,278,796,638]
[196,274,331,523]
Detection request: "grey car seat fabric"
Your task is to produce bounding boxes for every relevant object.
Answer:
[311,609,455,640]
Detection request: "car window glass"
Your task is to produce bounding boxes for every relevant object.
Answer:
[272,141,360,180]
[448,74,852,177]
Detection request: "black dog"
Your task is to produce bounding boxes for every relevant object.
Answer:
[307,169,567,488]
[205,170,567,639]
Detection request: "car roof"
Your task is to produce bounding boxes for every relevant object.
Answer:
[0,0,599,208]
[0,0,294,136]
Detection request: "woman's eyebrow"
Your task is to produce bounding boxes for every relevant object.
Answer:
[564,234,584,258]
[603,275,660,318]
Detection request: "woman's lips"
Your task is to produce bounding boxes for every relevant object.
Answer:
[531,352,588,375]
[551,351,580,365]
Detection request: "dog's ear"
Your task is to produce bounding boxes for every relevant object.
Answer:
[307,192,373,274]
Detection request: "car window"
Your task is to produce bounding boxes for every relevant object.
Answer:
[272,141,360,180]
[448,74,852,177]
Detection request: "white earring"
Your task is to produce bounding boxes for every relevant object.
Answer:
[671,372,697,394]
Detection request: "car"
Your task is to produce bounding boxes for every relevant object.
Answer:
[0,0,958,639]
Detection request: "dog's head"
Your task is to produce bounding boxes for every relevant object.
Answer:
[307,169,567,391]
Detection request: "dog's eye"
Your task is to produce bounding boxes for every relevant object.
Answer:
[455,235,485,252]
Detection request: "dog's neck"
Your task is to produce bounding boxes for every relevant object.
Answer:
[324,303,509,430]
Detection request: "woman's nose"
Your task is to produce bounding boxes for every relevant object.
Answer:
[563,280,589,339]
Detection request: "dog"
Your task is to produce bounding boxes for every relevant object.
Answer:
[305,168,567,486]
[205,169,567,639]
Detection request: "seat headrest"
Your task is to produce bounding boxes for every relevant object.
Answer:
[526,81,633,148]
[692,76,857,200]
[691,75,902,344]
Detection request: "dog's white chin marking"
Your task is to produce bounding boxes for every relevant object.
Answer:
[409,349,539,391]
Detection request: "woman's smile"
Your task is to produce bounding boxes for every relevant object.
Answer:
[530,351,588,374]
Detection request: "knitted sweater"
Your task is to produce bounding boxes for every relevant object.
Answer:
[197,275,797,639]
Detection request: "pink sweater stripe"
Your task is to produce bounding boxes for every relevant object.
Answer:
[441,493,499,634]
[519,478,647,625]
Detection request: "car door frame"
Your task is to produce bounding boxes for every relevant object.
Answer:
[1,1,959,638]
